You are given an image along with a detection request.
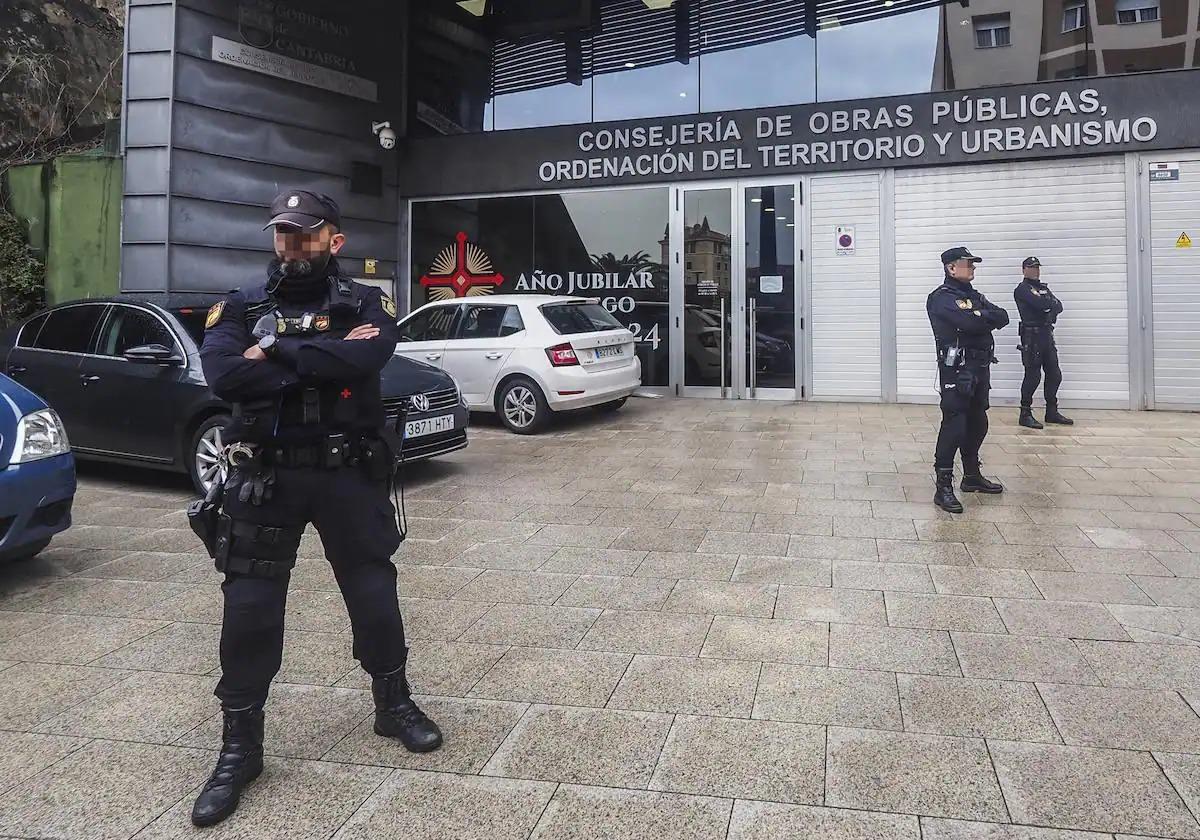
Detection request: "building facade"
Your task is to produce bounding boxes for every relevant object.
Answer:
[120,0,1200,408]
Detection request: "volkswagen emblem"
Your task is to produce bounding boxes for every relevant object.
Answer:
[410,393,430,412]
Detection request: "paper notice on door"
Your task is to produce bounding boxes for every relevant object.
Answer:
[760,275,784,294]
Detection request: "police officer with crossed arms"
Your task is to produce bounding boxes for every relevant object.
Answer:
[1014,256,1073,429]
[927,247,1010,513]
[189,190,441,826]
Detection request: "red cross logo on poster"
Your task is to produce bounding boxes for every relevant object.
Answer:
[419,231,505,300]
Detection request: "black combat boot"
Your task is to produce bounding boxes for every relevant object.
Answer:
[191,705,265,827]
[934,468,963,514]
[1044,407,1074,425]
[1019,408,1043,429]
[372,661,443,753]
[961,469,1004,494]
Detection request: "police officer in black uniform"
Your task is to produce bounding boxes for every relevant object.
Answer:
[189,190,441,827]
[927,247,1010,513]
[1014,256,1072,429]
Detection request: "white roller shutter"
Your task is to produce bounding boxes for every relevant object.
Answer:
[1149,157,1200,407]
[809,173,882,399]
[894,157,1130,406]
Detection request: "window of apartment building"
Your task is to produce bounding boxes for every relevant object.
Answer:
[1055,64,1090,79]
[974,14,1011,48]
[1116,0,1160,24]
[1062,2,1087,32]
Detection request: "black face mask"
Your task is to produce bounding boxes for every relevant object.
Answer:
[279,249,332,279]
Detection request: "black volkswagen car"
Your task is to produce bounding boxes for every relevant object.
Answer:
[0,298,468,494]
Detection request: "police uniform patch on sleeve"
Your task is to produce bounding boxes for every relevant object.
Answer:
[205,301,225,329]
[956,299,973,310]
[381,294,397,319]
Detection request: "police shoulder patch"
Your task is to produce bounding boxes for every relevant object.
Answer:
[205,300,226,329]
[955,299,973,310]
[381,294,397,319]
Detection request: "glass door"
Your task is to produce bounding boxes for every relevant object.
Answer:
[670,180,802,399]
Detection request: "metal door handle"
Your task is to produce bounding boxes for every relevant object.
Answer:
[9,366,26,374]
[485,352,504,360]
[719,298,727,399]
[81,374,100,384]
[749,299,757,398]
[424,353,441,361]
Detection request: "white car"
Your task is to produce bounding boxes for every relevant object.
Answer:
[394,295,641,434]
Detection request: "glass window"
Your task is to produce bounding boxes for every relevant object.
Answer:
[1063,3,1087,32]
[33,305,105,353]
[16,312,49,348]
[458,304,524,339]
[682,188,732,390]
[591,1,699,122]
[96,307,176,357]
[408,4,493,135]
[490,34,592,130]
[699,0,814,111]
[540,302,623,335]
[398,305,459,342]
[1116,0,1159,24]
[817,6,940,101]
[974,14,1011,48]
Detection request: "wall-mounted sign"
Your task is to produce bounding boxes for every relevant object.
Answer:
[211,36,378,101]
[760,275,784,294]
[1150,162,1181,182]
[364,258,377,275]
[1178,232,1192,249]
[836,225,856,256]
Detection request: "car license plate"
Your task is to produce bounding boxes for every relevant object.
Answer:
[594,345,624,359]
[405,414,455,439]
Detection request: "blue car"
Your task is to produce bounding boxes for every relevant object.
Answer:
[0,372,75,561]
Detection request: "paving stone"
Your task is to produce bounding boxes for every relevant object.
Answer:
[469,647,631,706]
[649,715,823,803]
[699,530,790,557]
[634,551,738,581]
[555,575,676,610]
[931,567,1042,599]
[1083,527,1187,552]
[731,556,832,586]
[754,662,901,729]
[276,629,356,687]
[989,740,1200,837]
[92,620,221,674]
[580,609,713,656]
[1038,683,1200,751]
[608,654,759,716]
[729,801,920,840]
[0,740,210,840]
[449,543,560,571]
[400,639,509,697]
[775,585,887,625]
[922,818,1123,839]
[826,727,1007,821]
[966,544,1071,571]
[952,633,1100,684]
[459,603,599,647]
[995,599,1132,641]
[1105,605,1200,646]
[0,731,88,796]
[786,534,878,561]
[0,613,167,665]
[885,593,1007,633]
[591,507,682,528]
[1029,572,1153,606]
[394,565,483,599]
[918,521,1006,545]
[397,597,494,641]
[663,580,778,617]
[80,551,206,582]
[700,616,827,665]
[1134,576,1200,609]
[324,696,526,773]
[835,561,935,593]
[830,624,959,676]
[1074,640,1200,689]
[751,513,835,536]
[332,769,555,840]
[454,570,577,605]
[1156,752,1200,830]
[897,674,1060,742]
[532,784,731,840]
[482,704,673,788]
[877,540,971,566]
[539,547,648,576]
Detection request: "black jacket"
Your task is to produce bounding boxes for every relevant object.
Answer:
[1013,278,1063,327]
[927,277,1010,353]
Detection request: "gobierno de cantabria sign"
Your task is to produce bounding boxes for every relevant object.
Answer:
[399,69,1199,197]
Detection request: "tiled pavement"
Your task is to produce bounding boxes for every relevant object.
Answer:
[4,399,1200,838]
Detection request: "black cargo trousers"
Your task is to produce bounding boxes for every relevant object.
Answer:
[934,362,992,474]
[214,458,404,708]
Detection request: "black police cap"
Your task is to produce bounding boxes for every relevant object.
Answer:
[264,189,342,231]
[1022,256,1042,268]
[941,246,982,265]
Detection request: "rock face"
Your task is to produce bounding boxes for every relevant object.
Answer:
[0,0,124,161]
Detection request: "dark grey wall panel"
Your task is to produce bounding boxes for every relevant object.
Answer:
[170,197,398,255]
[128,4,176,52]
[127,54,174,100]
[121,245,170,292]
[124,197,170,242]
[125,101,172,147]
[170,244,270,291]
[124,149,170,194]
[170,149,398,222]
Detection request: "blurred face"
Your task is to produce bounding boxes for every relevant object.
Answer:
[272,225,345,276]
[1023,265,1041,280]
[947,258,977,283]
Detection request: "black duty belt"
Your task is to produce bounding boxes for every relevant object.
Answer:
[1019,323,1053,332]
[960,348,993,361]
[267,433,371,469]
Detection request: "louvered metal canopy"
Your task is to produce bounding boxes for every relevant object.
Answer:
[489,0,952,97]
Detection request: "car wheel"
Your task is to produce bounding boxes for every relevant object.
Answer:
[8,538,51,562]
[496,377,549,435]
[189,414,231,496]
[596,397,627,413]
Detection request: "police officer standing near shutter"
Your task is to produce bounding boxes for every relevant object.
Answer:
[1014,256,1073,428]
[927,247,1010,513]
[188,190,442,827]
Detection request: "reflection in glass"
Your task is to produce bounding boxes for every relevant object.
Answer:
[682,189,732,390]
[593,61,700,122]
[816,7,940,101]
[492,81,593,130]
[700,0,815,111]
[744,185,795,391]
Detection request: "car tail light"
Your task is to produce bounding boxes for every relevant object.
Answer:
[545,343,579,367]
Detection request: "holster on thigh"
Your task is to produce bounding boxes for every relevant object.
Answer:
[214,514,304,579]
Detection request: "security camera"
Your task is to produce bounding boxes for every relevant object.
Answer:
[372,121,396,150]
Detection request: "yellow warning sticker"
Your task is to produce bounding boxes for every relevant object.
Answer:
[1178,232,1193,249]
[365,258,378,275]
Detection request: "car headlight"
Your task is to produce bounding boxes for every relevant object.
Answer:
[11,408,71,463]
